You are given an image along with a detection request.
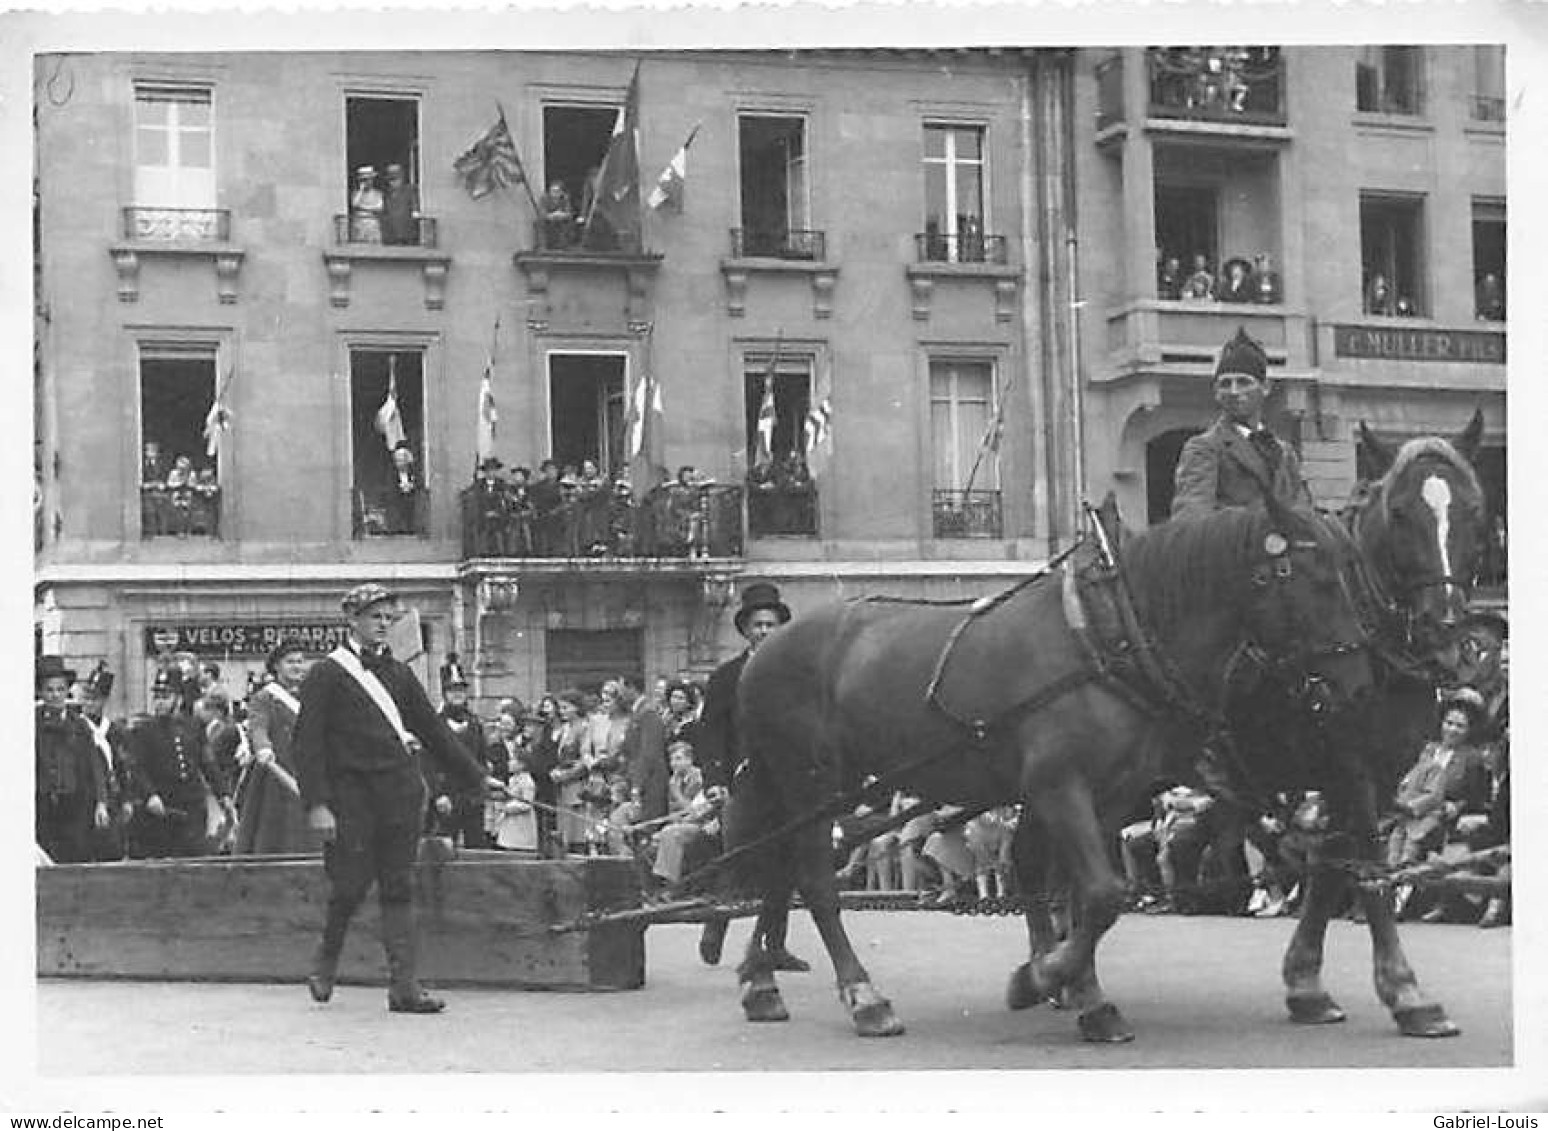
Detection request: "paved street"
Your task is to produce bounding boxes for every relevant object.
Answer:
[37,910,1512,1085]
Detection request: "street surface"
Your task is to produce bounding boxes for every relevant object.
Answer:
[36,910,1514,1087]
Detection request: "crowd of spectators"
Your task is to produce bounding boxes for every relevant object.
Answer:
[1156,252,1282,305]
[140,441,221,538]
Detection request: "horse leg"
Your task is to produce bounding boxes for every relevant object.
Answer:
[1281,860,1351,1025]
[735,892,793,1023]
[1022,778,1133,1043]
[1006,807,1061,1011]
[1356,874,1458,1037]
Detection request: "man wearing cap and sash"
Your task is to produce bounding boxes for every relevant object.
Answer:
[35,655,109,863]
[693,582,810,988]
[233,636,313,855]
[293,582,499,1014]
[1171,327,1313,518]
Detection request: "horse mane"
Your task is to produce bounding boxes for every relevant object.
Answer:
[1122,507,1273,636]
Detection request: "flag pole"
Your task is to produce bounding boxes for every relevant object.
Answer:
[963,376,1010,496]
[495,101,543,219]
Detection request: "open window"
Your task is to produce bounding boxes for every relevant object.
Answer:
[139,347,221,538]
[548,353,626,475]
[1472,199,1505,321]
[737,115,816,259]
[930,359,1002,538]
[922,123,990,263]
[540,105,618,251]
[1360,194,1426,317]
[350,349,426,537]
[744,354,816,536]
[1356,46,1423,115]
[1154,182,1219,298]
[343,95,424,245]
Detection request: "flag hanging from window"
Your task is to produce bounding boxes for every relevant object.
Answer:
[624,367,666,493]
[646,122,700,211]
[453,110,527,200]
[755,372,778,470]
[582,62,642,251]
[203,368,233,460]
[375,355,406,452]
[476,317,501,464]
[803,354,833,479]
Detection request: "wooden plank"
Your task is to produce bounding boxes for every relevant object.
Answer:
[37,851,645,991]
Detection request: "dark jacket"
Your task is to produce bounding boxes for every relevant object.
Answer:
[127,712,228,807]
[1171,416,1312,519]
[292,644,487,811]
[35,706,107,804]
[432,706,488,800]
[623,697,669,821]
[697,650,750,792]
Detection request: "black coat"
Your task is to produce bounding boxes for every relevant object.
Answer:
[35,707,106,804]
[127,712,227,807]
[292,646,486,811]
[698,650,750,791]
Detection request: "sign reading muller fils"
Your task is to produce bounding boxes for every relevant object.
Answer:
[144,622,351,656]
[1334,325,1506,364]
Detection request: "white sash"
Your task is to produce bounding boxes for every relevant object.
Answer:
[328,645,415,752]
[265,682,302,718]
[83,714,114,771]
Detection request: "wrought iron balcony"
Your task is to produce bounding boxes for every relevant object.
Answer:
[354,486,428,539]
[915,231,1008,266]
[932,489,1003,539]
[122,207,230,242]
[1147,47,1285,125]
[747,483,818,538]
[460,483,745,560]
[526,219,643,256]
[140,484,222,539]
[333,213,439,248]
[730,228,826,261]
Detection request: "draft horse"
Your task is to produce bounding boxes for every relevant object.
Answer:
[726,494,1373,1041]
[1233,412,1490,1037]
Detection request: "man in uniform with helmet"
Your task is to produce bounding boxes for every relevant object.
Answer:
[293,582,500,1014]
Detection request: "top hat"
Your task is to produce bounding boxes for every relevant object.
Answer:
[478,456,504,471]
[342,582,400,616]
[1215,327,1268,383]
[734,582,792,635]
[35,655,77,688]
[265,634,312,675]
[440,654,469,689]
[82,662,114,699]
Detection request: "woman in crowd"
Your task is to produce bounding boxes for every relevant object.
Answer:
[548,690,591,855]
[232,637,313,855]
[661,679,700,750]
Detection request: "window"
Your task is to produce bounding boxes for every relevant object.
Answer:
[1355,46,1423,115]
[1472,199,1505,322]
[1472,46,1506,122]
[922,124,988,262]
[1154,183,1218,298]
[744,354,816,536]
[139,347,221,538]
[350,349,426,537]
[343,95,424,246]
[737,115,816,259]
[541,105,619,250]
[548,353,626,475]
[930,360,1002,538]
[1360,195,1426,317]
[132,85,217,238]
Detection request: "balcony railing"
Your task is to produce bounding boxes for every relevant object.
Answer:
[354,486,428,539]
[730,228,826,261]
[915,231,1008,266]
[1147,47,1285,125]
[333,213,439,248]
[932,489,1003,539]
[460,483,745,560]
[122,207,230,242]
[527,219,643,256]
[141,484,222,539]
[748,484,818,538]
[1472,95,1506,123]
[1095,52,1125,131]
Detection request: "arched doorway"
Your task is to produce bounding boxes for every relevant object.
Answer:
[1145,428,1203,524]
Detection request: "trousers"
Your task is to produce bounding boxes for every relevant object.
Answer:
[325,764,427,910]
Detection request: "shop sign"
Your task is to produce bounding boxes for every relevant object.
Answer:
[1333,325,1506,364]
[142,622,351,657]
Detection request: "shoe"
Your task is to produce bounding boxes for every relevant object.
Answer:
[765,948,811,973]
[307,972,334,1004]
[387,991,446,1014]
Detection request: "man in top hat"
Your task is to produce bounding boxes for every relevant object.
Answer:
[78,663,133,861]
[127,666,232,859]
[1171,327,1312,519]
[292,583,500,1014]
[430,654,490,849]
[35,656,109,864]
[693,582,810,982]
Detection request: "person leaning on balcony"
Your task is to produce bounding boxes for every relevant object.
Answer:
[1475,273,1505,322]
[349,165,384,243]
[1251,253,1282,304]
[539,179,575,249]
[386,441,420,535]
[1171,327,1312,519]
[527,459,563,554]
[1182,253,1215,300]
[1365,273,1395,317]
[141,441,170,536]
[1217,257,1255,304]
[379,163,420,246]
[1156,255,1184,301]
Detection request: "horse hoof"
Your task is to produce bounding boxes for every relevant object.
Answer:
[1077,1002,1134,1043]
[842,982,906,1038]
[741,985,790,1023]
[1395,1004,1460,1038]
[1286,992,1347,1025]
[1006,964,1045,1012]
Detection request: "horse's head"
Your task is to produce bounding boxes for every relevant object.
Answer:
[1244,493,1376,714]
[1355,411,1487,654]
